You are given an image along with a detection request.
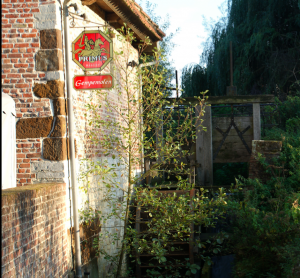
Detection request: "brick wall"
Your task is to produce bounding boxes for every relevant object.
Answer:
[2,0,142,275]
[2,0,66,187]
[1,183,71,278]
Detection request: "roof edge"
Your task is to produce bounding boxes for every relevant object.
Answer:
[102,0,166,42]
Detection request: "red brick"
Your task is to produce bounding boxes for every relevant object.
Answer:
[2,3,12,8]
[8,54,22,58]
[5,14,18,18]
[7,34,20,38]
[2,24,12,28]
[17,174,30,178]
[2,44,14,48]
[2,64,13,69]
[26,153,41,158]
[14,43,29,48]
[15,84,30,89]
[21,33,36,38]
[18,169,26,173]
[14,64,28,68]
[22,73,36,78]
[20,13,32,18]
[16,154,25,158]
[19,163,30,168]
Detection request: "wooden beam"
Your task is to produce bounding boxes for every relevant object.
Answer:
[253,103,261,140]
[88,3,106,20]
[106,12,120,23]
[82,0,97,5]
[196,105,213,187]
[165,95,275,105]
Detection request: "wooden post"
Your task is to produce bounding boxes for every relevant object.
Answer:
[253,103,261,140]
[156,107,163,163]
[196,105,213,187]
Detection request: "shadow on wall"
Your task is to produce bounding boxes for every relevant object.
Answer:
[1,183,71,278]
[68,217,101,274]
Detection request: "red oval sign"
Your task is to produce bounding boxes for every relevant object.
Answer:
[73,75,113,90]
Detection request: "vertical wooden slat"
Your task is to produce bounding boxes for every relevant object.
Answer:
[196,105,213,186]
[253,103,261,140]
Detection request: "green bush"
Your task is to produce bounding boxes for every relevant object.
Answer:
[226,94,300,277]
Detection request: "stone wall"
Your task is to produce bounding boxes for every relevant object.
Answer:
[2,0,69,187]
[1,183,72,278]
[249,140,282,183]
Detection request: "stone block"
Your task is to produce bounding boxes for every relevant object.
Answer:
[40,29,62,50]
[53,98,67,116]
[43,138,67,161]
[50,116,66,137]
[43,138,77,161]
[36,172,64,179]
[31,161,64,173]
[252,140,282,154]
[35,49,63,72]
[249,140,282,183]
[16,117,53,139]
[33,80,64,99]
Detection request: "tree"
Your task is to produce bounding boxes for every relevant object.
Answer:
[182,0,300,97]
[138,0,180,95]
[80,26,228,277]
[181,64,207,98]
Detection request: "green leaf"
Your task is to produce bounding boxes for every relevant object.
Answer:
[217,238,223,244]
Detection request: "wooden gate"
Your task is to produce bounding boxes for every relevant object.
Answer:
[166,95,275,186]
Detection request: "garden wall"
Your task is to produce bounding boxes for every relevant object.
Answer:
[1,183,72,278]
[249,140,282,182]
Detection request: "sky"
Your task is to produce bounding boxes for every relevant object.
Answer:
[138,0,226,87]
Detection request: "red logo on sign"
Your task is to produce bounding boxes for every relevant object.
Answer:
[73,75,113,90]
[72,30,113,71]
